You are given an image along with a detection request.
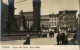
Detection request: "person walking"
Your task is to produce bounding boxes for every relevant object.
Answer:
[23,33,30,45]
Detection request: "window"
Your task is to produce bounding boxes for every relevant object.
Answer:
[52,18,53,21]
[55,17,56,21]
[55,22,56,26]
[43,21,44,24]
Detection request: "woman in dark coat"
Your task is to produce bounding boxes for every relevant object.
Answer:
[23,33,30,45]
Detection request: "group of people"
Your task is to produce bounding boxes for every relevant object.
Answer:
[38,30,54,38]
[23,31,69,45]
[56,33,68,45]
[38,32,47,38]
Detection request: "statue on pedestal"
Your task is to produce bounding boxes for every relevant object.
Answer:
[19,10,28,31]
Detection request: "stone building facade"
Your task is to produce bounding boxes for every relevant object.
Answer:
[40,15,49,28]
[14,10,77,31]
[14,12,49,30]
[23,12,33,28]
[49,14,59,28]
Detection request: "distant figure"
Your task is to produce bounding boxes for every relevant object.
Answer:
[23,33,30,45]
[42,32,45,37]
[64,36,68,45]
[49,31,54,37]
[44,32,47,37]
[38,32,41,38]
[56,33,60,45]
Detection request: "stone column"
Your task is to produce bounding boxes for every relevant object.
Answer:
[8,0,15,33]
[33,0,41,32]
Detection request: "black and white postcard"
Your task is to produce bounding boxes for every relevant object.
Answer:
[0,0,80,50]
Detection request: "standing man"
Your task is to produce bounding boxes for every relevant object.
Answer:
[56,33,60,45]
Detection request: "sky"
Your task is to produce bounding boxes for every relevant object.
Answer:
[3,0,79,16]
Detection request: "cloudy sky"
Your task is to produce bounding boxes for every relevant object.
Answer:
[3,0,79,16]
